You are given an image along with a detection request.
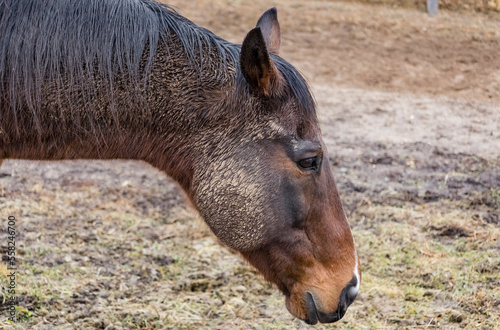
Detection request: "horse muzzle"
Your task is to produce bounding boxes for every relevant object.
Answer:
[287,276,359,325]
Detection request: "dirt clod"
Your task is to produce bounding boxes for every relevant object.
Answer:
[449,311,464,323]
[429,225,470,238]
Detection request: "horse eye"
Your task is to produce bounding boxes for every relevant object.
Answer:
[298,157,317,170]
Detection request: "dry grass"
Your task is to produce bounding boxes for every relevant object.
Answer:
[0,161,498,329]
[350,203,500,328]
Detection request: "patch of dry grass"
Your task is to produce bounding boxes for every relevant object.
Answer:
[350,202,500,328]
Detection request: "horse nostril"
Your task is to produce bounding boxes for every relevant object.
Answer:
[346,286,358,306]
[304,276,359,324]
[347,285,358,304]
[338,276,359,316]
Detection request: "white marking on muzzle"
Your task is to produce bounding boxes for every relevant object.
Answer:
[349,254,361,297]
[347,212,361,297]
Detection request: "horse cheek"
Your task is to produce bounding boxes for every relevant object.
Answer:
[193,158,271,251]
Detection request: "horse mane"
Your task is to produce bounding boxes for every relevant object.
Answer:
[0,0,315,135]
[271,56,317,125]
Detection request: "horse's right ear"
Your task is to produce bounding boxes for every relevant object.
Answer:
[240,27,278,96]
[256,7,281,55]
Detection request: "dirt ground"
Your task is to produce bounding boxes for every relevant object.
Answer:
[1,0,499,329]
[349,0,500,12]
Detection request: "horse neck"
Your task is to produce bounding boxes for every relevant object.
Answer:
[142,43,236,184]
[0,37,237,195]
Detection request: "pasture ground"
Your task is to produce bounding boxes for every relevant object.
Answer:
[1,1,499,329]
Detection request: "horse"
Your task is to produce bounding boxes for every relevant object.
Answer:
[0,0,360,324]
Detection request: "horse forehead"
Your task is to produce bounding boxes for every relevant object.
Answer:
[267,120,287,136]
[263,120,321,144]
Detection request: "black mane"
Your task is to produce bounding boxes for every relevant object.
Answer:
[0,0,315,132]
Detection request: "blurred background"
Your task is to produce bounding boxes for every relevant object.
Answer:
[1,1,499,328]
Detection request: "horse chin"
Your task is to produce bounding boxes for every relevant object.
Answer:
[284,285,347,325]
[284,295,294,318]
[285,291,319,325]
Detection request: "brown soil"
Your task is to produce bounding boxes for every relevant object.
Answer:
[347,0,500,12]
[1,1,499,329]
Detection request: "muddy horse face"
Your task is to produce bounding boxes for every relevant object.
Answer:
[193,9,360,324]
[0,0,359,324]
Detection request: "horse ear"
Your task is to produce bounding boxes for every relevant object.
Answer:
[240,27,278,96]
[256,7,281,55]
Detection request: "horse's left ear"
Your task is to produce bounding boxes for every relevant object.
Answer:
[240,27,278,96]
[240,8,281,96]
